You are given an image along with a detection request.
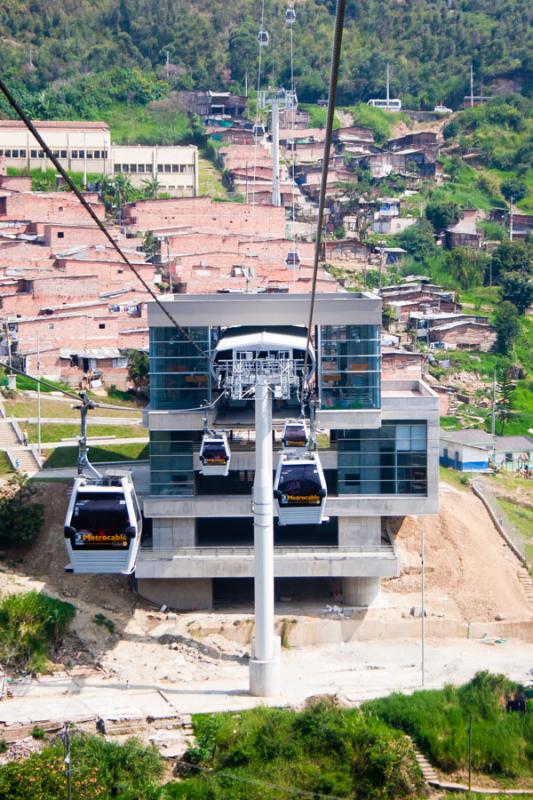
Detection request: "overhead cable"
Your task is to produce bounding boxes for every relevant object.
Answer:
[0,77,209,359]
[302,0,346,388]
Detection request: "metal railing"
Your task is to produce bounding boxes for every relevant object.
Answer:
[471,479,527,564]
[139,544,397,559]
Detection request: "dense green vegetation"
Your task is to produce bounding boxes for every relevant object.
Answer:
[0,591,75,674]
[0,0,531,137]
[364,672,533,779]
[174,700,426,800]
[0,734,164,799]
[25,422,146,444]
[0,474,44,547]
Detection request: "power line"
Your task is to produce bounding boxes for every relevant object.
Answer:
[0,77,209,360]
[302,0,346,389]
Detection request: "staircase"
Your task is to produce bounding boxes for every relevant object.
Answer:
[413,746,439,785]
[0,415,41,476]
[518,567,533,606]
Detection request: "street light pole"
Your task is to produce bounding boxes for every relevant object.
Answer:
[421,525,425,687]
[37,329,41,458]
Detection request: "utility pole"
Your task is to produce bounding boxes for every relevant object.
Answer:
[470,62,474,108]
[491,370,497,437]
[509,196,514,241]
[245,72,248,98]
[165,51,170,82]
[37,329,41,458]
[249,376,280,696]
[421,526,425,687]
[468,714,473,794]
[82,131,87,190]
[271,99,281,207]
[61,721,72,800]
[386,62,390,109]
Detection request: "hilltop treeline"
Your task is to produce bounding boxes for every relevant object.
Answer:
[0,0,531,118]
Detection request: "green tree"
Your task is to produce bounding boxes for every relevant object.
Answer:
[141,176,161,199]
[446,247,487,289]
[500,270,533,314]
[0,474,44,547]
[494,301,520,355]
[496,363,516,435]
[489,240,532,284]
[395,220,437,261]
[501,176,527,203]
[128,350,149,392]
[425,200,461,234]
[142,230,161,261]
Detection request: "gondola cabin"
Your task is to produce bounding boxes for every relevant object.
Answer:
[274,452,327,525]
[281,419,309,449]
[199,433,231,476]
[286,251,300,268]
[64,472,142,574]
[285,7,296,25]
[252,124,266,139]
[258,30,270,46]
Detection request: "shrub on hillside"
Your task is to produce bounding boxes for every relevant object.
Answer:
[0,474,44,547]
[363,672,532,778]
[0,734,164,800]
[0,591,75,674]
[177,701,426,800]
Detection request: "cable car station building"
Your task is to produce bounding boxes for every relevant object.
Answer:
[136,293,439,610]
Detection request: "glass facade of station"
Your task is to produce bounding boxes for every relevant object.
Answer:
[150,431,194,495]
[319,325,380,410]
[149,326,211,410]
[337,422,427,495]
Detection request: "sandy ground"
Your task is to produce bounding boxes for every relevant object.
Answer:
[385,484,532,623]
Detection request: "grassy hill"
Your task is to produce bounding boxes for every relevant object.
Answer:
[0,0,531,138]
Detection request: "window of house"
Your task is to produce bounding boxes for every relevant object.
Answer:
[58,206,63,212]
[30,149,37,158]
[130,164,137,173]
[78,150,85,158]
[99,323,106,329]
[71,150,78,159]
[172,164,179,172]
[137,164,145,173]
[0,150,3,156]
[60,150,67,158]
[57,232,65,239]
[114,164,121,173]
[179,164,186,173]
[48,323,54,330]
[52,150,60,157]
[87,151,93,159]
[103,150,108,158]
[4,150,11,158]
[145,164,151,172]
[505,452,513,462]
[94,150,100,159]
[38,150,45,158]
[20,149,26,157]
[122,164,129,173]
[157,165,163,172]
[164,164,171,172]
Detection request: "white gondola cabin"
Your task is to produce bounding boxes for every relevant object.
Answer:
[285,7,296,25]
[252,123,266,138]
[281,419,309,449]
[274,452,327,525]
[258,30,270,46]
[64,471,142,574]
[199,433,231,476]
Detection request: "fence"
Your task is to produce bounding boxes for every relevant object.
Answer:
[471,478,527,564]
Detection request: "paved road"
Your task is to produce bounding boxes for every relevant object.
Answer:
[2,638,533,725]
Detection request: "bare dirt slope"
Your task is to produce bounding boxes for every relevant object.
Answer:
[385,485,532,623]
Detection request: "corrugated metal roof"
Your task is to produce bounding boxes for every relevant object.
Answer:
[60,347,122,359]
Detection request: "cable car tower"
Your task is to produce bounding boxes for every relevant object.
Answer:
[258,88,297,207]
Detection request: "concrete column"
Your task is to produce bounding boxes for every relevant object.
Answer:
[271,101,281,207]
[249,378,280,697]
[137,578,213,610]
[343,577,381,607]
[338,516,381,548]
[152,518,195,550]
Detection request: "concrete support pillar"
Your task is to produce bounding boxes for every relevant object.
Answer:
[152,518,195,550]
[137,578,213,610]
[338,516,381,548]
[249,378,280,697]
[343,577,381,607]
